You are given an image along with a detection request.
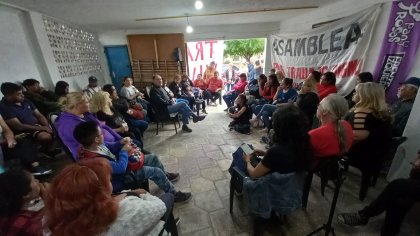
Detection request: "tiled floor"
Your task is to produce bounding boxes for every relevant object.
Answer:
[45,102,419,236]
[140,104,419,236]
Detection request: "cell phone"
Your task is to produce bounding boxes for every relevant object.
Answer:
[240,143,253,156]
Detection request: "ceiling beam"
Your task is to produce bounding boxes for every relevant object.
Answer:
[135,6,318,22]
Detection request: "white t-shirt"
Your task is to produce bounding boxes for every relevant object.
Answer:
[120,86,139,99]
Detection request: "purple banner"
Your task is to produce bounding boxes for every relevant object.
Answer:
[373,0,420,103]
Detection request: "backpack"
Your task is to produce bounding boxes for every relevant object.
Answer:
[234,123,251,134]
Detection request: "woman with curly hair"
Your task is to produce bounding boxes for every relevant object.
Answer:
[44,158,170,236]
[90,91,143,141]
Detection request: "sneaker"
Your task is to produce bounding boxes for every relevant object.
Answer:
[192,115,206,123]
[166,172,180,182]
[182,125,192,132]
[249,118,259,127]
[31,166,52,176]
[202,109,208,114]
[337,212,369,226]
[260,135,269,144]
[174,191,192,203]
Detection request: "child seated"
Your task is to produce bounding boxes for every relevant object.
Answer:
[73,121,191,203]
[228,94,253,134]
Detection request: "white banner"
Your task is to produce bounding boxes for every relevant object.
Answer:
[270,6,381,96]
[187,40,224,81]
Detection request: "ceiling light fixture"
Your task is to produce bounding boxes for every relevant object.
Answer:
[186,16,193,33]
[195,1,203,10]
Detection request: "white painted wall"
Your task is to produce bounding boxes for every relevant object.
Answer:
[0,5,46,87]
[0,3,111,94]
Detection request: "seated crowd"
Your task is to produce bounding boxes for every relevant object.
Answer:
[0,70,419,236]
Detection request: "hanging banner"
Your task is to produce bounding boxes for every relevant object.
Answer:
[187,40,224,81]
[270,6,380,96]
[373,0,420,103]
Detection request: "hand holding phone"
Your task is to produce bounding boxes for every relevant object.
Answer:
[240,143,253,156]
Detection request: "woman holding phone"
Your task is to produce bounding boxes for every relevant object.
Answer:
[239,105,312,178]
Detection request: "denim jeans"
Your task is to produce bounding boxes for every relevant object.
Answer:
[129,118,149,133]
[167,102,195,126]
[256,104,277,128]
[134,154,176,194]
[223,91,238,108]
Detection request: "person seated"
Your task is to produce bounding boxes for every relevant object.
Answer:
[119,76,150,113]
[345,82,393,174]
[169,74,196,110]
[206,71,224,106]
[249,77,298,132]
[44,158,175,235]
[83,76,101,100]
[55,92,123,159]
[22,78,62,116]
[181,74,207,114]
[228,94,253,133]
[309,94,353,168]
[295,77,320,127]
[0,169,49,235]
[251,74,279,115]
[246,74,264,103]
[317,72,337,101]
[338,149,420,236]
[194,74,208,91]
[0,82,59,158]
[102,84,149,137]
[149,75,205,133]
[0,115,51,175]
[230,105,311,178]
[345,72,374,108]
[391,77,420,136]
[54,80,69,100]
[223,73,248,110]
[90,91,145,141]
[73,121,191,202]
[307,70,321,84]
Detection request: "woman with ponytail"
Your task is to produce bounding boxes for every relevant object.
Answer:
[309,94,353,168]
[344,82,393,172]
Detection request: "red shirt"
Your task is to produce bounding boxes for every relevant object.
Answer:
[233,79,248,93]
[207,77,224,93]
[318,84,337,101]
[309,121,353,159]
[193,79,207,90]
[262,85,279,101]
[0,210,43,236]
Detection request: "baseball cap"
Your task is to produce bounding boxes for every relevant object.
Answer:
[88,76,98,82]
[401,77,420,89]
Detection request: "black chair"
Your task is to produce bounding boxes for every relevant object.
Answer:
[307,158,346,236]
[344,136,407,201]
[302,155,345,209]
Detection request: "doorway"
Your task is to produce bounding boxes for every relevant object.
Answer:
[104,45,132,92]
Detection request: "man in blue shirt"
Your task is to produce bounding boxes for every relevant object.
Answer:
[0,82,59,158]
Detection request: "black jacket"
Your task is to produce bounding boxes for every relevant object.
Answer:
[149,85,173,119]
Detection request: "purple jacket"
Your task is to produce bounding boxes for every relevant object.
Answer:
[55,112,121,159]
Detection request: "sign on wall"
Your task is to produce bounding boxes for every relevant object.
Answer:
[187,40,224,80]
[373,0,420,103]
[270,6,380,96]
